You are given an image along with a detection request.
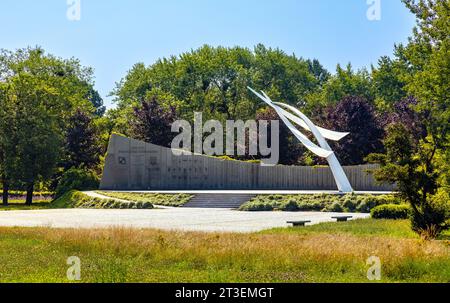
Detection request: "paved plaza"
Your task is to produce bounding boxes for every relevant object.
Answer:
[0,208,370,233]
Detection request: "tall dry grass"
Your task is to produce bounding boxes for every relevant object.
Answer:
[0,226,448,282]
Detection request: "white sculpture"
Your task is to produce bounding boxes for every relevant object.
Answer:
[248,87,354,193]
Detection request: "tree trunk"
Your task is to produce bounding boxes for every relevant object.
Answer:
[2,179,8,206]
[25,182,34,206]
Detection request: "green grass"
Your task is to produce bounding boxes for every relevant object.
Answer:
[96,191,193,207]
[0,219,448,283]
[264,219,420,238]
[265,219,450,240]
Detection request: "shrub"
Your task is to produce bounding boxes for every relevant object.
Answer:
[296,201,322,211]
[280,199,299,211]
[239,194,403,213]
[324,201,344,213]
[343,197,357,212]
[55,168,99,198]
[371,204,411,220]
[142,202,153,209]
[239,201,274,211]
[356,199,375,213]
[410,189,450,238]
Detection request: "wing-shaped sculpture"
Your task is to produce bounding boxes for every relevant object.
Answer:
[248,87,354,193]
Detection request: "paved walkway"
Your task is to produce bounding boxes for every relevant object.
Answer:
[0,208,370,233]
[97,190,394,195]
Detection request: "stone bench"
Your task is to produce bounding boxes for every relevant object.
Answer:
[287,220,311,227]
[331,216,353,222]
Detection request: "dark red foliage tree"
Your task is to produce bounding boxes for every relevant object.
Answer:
[385,96,427,142]
[65,109,102,169]
[131,97,177,147]
[324,96,384,165]
[256,108,304,165]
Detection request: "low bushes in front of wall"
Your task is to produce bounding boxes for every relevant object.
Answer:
[51,190,153,209]
[96,191,193,207]
[239,194,403,213]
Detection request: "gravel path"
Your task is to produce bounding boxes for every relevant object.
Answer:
[0,208,370,233]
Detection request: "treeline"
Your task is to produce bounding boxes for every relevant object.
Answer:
[109,47,410,166]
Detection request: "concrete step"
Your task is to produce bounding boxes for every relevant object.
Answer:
[184,194,256,209]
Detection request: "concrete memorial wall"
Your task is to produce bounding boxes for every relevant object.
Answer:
[100,134,395,191]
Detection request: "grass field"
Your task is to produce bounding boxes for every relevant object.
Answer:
[0,219,448,283]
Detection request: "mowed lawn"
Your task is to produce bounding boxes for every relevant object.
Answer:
[0,219,448,283]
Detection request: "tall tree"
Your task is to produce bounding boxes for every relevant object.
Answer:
[371,0,450,238]
[64,109,102,170]
[307,58,331,85]
[130,96,177,147]
[305,64,374,111]
[0,82,16,205]
[384,96,427,141]
[0,47,97,204]
[85,86,105,117]
[112,44,322,135]
[371,56,408,111]
[324,96,384,165]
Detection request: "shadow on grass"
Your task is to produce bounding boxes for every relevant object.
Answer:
[0,201,51,211]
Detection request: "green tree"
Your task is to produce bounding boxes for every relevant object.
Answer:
[371,56,408,111]
[307,58,331,85]
[0,82,17,205]
[369,124,448,237]
[64,109,102,170]
[252,44,318,108]
[370,0,450,238]
[85,85,105,117]
[305,64,374,111]
[112,44,322,135]
[130,96,177,147]
[0,47,97,204]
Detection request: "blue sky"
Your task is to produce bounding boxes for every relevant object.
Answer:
[0,0,416,108]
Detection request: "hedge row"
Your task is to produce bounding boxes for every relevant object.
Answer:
[239,194,403,213]
[371,204,411,219]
